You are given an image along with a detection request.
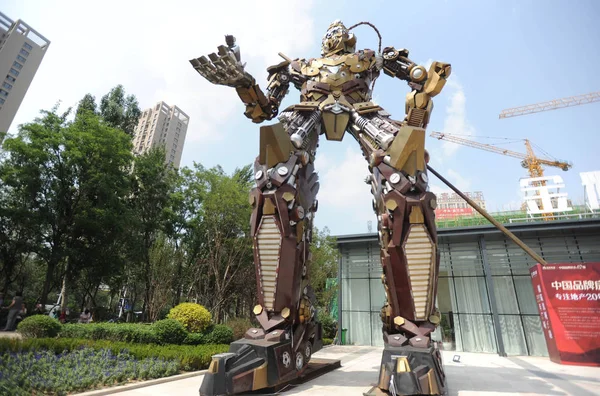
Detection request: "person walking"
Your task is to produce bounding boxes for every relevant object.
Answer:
[2,292,24,331]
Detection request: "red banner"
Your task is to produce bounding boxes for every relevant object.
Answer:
[530,263,600,366]
[434,207,474,219]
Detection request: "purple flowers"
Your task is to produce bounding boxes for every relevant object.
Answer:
[0,348,178,394]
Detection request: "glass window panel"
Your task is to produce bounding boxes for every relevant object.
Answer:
[498,315,527,355]
[514,276,538,315]
[492,276,520,314]
[445,241,484,276]
[24,42,33,50]
[369,278,386,312]
[451,312,463,351]
[454,277,490,314]
[484,239,512,275]
[457,314,496,353]
[577,234,600,261]
[341,311,371,346]
[437,276,455,313]
[370,312,384,347]
[342,278,370,312]
[522,315,548,357]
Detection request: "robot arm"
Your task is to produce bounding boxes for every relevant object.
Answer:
[189,35,291,124]
[381,46,451,128]
[236,59,291,123]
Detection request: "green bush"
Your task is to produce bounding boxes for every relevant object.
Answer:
[318,311,337,339]
[0,338,229,371]
[323,338,334,345]
[153,319,188,344]
[183,332,205,345]
[203,324,233,345]
[167,302,212,333]
[17,315,61,338]
[225,318,253,340]
[59,323,158,344]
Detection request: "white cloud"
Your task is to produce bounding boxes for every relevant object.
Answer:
[446,168,472,191]
[5,0,317,147]
[439,79,476,158]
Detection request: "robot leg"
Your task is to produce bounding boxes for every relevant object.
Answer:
[200,122,322,395]
[361,120,446,395]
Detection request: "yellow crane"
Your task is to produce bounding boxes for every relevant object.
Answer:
[430,131,572,220]
[499,91,600,119]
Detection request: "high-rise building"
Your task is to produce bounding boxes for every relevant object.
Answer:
[0,12,50,133]
[132,101,189,167]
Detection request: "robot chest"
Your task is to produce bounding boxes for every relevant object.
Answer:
[301,55,371,89]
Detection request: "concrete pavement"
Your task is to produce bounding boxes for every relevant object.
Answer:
[77,345,600,396]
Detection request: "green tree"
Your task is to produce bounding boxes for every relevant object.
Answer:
[0,106,133,307]
[309,227,340,315]
[127,147,177,320]
[99,85,141,136]
[75,93,97,118]
[179,164,254,322]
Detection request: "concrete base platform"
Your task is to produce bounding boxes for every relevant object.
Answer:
[240,358,341,395]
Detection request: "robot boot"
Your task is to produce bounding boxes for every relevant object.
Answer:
[200,123,322,395]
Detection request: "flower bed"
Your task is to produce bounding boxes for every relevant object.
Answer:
[0,338,230,371]
[0,348,178,396]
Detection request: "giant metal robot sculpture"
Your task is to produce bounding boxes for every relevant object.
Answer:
[190,20,451,396]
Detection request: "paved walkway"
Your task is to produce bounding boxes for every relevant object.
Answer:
[78,346,600,395]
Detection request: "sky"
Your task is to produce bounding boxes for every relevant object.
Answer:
[2,0,600,236]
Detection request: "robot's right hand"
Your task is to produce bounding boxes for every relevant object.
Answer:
[189,36,256,88]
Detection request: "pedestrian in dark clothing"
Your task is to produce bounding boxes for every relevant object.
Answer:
[2,292,24,331]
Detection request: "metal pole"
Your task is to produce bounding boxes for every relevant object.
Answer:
[427,165,547,265]
[479,236,507,357]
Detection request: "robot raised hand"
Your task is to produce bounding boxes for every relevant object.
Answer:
[189,35,255,88]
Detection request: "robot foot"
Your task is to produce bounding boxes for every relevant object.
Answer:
[370,343,446,396]
[200,329,322,396]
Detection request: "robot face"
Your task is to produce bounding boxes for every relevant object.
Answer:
[321,21,354,56]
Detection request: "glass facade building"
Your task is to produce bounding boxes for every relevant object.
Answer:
[337,219,600,356]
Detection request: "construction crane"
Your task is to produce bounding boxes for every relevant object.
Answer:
[499,91,600,119]
[430,132,572,220]
[430,131,572,178]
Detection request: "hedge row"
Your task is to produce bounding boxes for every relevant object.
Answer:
[19,316,234,345]
[0,338,230,371]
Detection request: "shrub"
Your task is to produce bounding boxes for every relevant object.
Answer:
[318,311,337,339]
[203,324,233,345]
[17,315,61,338]
[225,318,254,340]
[167,303,211,333]
[183,332,205,345]
[323,338,334,345]
[0,338,230,371]
[153,319,188,345]
[59,323,158,344]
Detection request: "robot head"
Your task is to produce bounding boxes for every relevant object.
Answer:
[321,20,356,56]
